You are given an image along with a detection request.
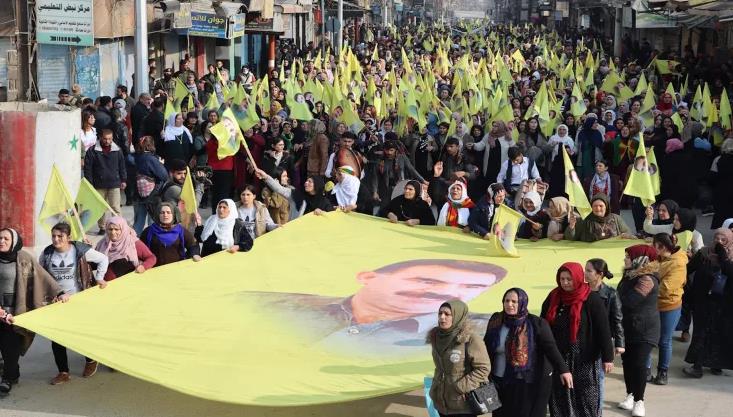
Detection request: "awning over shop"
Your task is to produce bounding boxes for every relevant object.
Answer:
[325,0,370,19]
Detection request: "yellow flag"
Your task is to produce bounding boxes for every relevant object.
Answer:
[562,147,592,218]
[570,83,587,118]
[75,178,113,233]
[623,135,657,207]
[676,231,693,252]
[289,101,314,121]
[488,204,523,257]
[163,98,176,122]
[647,147,661,196]
[655,60,679,75]
[180,167,198,216]
[204,91,220,111]
[38,165,83,240]
[173,78,189,102]
[371,46,379,62]
[720,88,732,130]
[211,108,245,160]
[233,99,261,133]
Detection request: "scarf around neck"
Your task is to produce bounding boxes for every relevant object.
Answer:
[544,262,590,343]
[0,228,23,264]
[435,299,469,354]
[201,199,238,249]
[95,217,140,266]
[485,288,535,380]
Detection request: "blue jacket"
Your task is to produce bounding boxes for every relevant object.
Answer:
[468,196,496,237]
[84,142,127,189]
[134,152,168,183]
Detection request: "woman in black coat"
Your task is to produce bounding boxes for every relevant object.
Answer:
[383,180,435,226]
[710,139,733,229]
[541,262,614,417]
[615,245,660,415]
[683,228,733,377]
[484,288,573,417]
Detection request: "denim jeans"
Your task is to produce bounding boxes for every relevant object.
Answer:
[647,308,682,371]
[133,202,150,235]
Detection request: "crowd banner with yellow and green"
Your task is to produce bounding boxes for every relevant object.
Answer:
[16,212,631,406]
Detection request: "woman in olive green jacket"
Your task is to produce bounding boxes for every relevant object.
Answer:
[427,299,491,417]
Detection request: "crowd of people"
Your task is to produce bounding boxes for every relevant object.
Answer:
[1,19,732,416]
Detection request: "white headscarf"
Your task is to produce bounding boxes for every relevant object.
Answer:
[437,181,472,226]
[163,112,193,143]
[522,190,543,216]
[550,124,575,160]
[332,166,360,206]
[201,199,238,249]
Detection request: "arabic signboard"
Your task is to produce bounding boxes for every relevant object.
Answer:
[37,0,94,46]
[183,12,228,38]
[179,12,247,39]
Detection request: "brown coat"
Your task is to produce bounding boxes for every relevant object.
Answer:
[307,133,330,176]
[12,250,63,354]
[427,322,491,415]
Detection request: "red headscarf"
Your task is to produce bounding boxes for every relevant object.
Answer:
[544,262,591,343]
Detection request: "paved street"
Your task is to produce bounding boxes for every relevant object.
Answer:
[4,207,731,416]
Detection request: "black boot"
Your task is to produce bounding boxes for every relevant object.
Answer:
[653,369,668,385]
[683,365,703,378]
[0,379,12,394]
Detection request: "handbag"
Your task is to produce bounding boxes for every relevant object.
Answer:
[464,344,501,415]
[710,271,728,296]
[136,174,156,198]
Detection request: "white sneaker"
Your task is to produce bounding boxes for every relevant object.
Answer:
[632,400,646,417]
[618,393,634,410]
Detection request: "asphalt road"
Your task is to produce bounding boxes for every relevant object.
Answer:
[3,207,730,417]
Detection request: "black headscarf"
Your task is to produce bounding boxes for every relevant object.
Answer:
[0,228,23,264]
[299,175,332,214]
[673,207,697,233]
[384,180,436,225]
[653,199,679,226]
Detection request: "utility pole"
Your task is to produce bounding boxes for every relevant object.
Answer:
[134,0,149,97]
[321,0,326,53]
[613,6,623,58]
[337,0,343,50]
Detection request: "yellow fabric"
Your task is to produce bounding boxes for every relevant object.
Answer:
[623,136,657,207]
[76,178,113,233]
[180,167,197,215]
[721,88,732,130]
[488,204,523,257]
[211,108,244,160]
[38,165,83,240]
[562,147,591,219]
[15,212,631,406]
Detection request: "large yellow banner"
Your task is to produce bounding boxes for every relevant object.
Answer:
[15,212,631,406]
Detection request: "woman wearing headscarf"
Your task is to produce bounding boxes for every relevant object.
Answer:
[546,124,576,198]
[331,165,361,212]
[384,180,435,226]
[161,112,194,166]
[256,169,334,217]
[682,228,733,378]
[565,193,633,242]
[484,288,573,417]
[437,180,475,228]
[195,199,254,257]
[576,117,605,181]
[710,138,733,229]
[583,159,622,214]
[472,121,506,193]
[616,245,660,417]
[546,197,572,241]
[673,207,704,254]
[469,183,507,238]
[0,228,69,395]
[427,299,491,417]
[95,217,157,280]
[541,262,614,417]
[140,202,201,267]
[647,234,687,386]
[643,199,679,236]
[656,92,675,116]
[517,191,549,241]
[659,138,697,208]
[604,125,637,180]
